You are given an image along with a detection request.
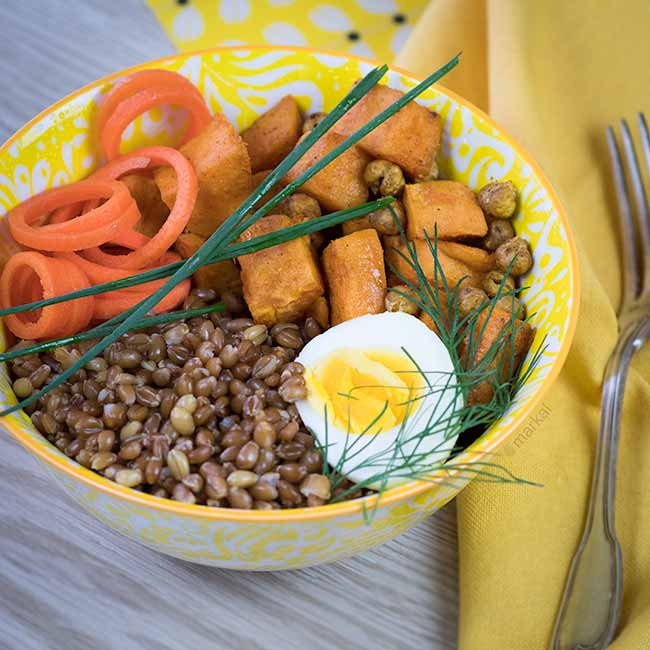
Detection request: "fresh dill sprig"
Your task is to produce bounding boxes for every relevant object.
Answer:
[316,213,544,518]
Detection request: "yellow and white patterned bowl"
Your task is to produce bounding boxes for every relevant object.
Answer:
[0,46,579,570]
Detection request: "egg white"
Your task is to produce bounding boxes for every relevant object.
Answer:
[295,312,462,488]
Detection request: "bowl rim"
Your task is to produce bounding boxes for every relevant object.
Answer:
[0,44,580,522]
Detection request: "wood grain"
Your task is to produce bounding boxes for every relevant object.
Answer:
[0,2,460,648]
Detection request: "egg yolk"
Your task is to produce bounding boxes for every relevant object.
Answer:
[304,347,425,435]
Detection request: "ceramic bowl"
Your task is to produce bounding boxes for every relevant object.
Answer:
[0,46,579,570]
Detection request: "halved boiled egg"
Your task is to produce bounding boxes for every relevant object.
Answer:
[295,312,462,488]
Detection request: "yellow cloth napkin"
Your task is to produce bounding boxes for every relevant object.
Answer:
[147,0,430,64]
[398,1,650,648]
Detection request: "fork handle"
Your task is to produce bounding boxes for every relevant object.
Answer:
[551,317,650,650]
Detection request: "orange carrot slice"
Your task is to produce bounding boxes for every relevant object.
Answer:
[88,154,152,185]
[100,79,211,160]
[9,180,137,252]
[48,154,150,225]
[92,280,190,321]
[96,69,208,138]
[82,154,152,248]
[112,229,149,249]
[0,252,94,340]
[48,156,151,249]
[61,262,96,335]
[57,249,187,321]
[50,203,145,248]
[49,203,82,225]
[80,147,197,269]
[58,250,180,285]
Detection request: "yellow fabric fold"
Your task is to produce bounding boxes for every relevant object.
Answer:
[146,0,431,64]
[397,1,650,648]
[397,0,487,110]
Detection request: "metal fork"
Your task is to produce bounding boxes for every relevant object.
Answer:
[551,114,650,650]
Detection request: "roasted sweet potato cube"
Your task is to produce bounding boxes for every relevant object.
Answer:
[175,233,242,294]
[242,96,302,173]
[252,169,284,205]
[404,181,487,240]
[121,174,169,238]
[284,131,370,212]
[342,216,372,235]
[307,296,329,330]
[155,114,253,238]
[383,237,483,289]
[238,214,324,325]
[386,272,404,287]
[252,170,272,187]
[458,308,535,405]
[333,84,442,181]
[437,241,495,272]
[322,229,386,325]
[284,214,328,252]
[419,311,438,334]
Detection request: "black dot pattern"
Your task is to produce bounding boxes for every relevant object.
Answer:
[346,31,361,42]
[393,13,407,24]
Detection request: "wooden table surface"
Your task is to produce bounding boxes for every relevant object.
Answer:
[0,2,459,648]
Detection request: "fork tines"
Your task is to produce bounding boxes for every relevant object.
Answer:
[607,113,650,308]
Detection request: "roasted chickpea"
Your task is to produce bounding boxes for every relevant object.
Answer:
[458,285,488,317]
[302,112,327,134]
[309,231,327,250]
[483,270,515,298]
[275,193,324,249]
[364,160,405,196]
[478,180,517,218]
[342,215,371,234]
[495,237,533,276]
[496,296,526,320]
[276,193,321,220]
[385,285,419,315]
[483,218,514,251]
[368,200,406,235]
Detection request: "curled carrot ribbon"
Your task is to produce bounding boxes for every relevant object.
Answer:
[0,252,94,340]
[8,179,137,252]
[0,68,210,339]
[80,146,198,269]
[98,69,211,160]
